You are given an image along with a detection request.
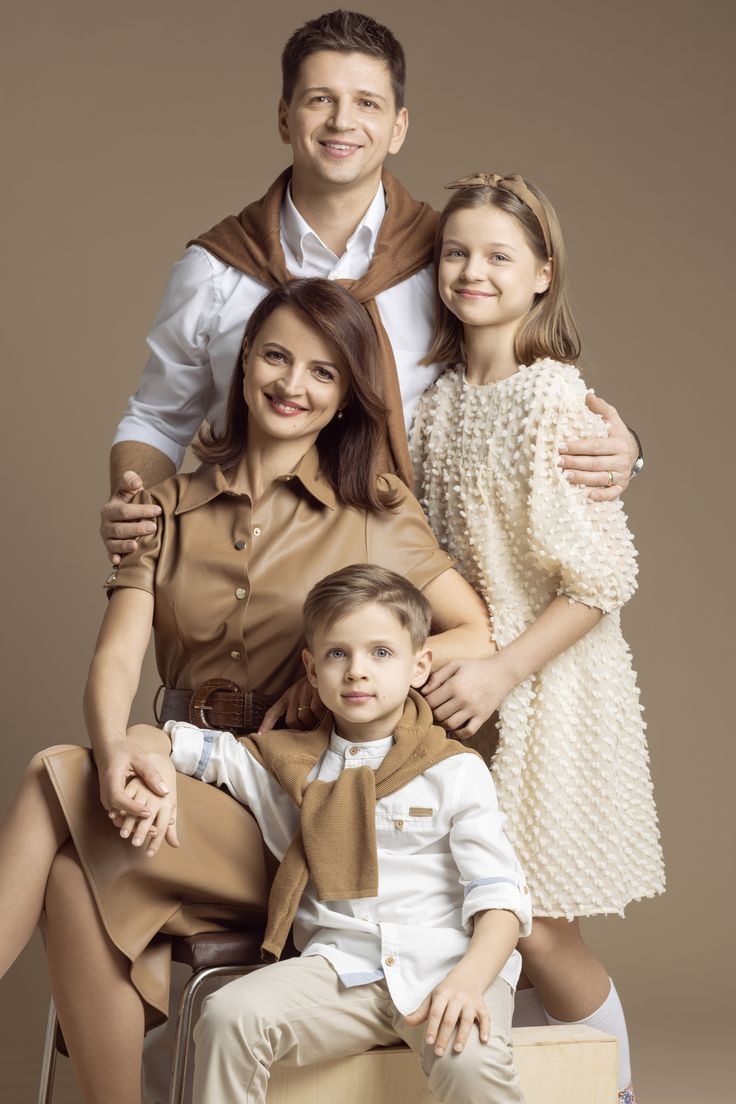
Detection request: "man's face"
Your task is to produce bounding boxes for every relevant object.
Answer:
[278,50,408,193]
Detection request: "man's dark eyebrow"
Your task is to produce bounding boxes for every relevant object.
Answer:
[300,85,388,105]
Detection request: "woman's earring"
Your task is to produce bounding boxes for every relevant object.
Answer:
[336,410,344,421]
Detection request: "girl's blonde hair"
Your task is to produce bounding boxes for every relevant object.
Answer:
[423,179,581,368]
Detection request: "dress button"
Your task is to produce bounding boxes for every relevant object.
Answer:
[253,527,262,536]
[234,540,246,551]
[235,587,247,600]
[384,956,395,967]
[230,650,242,660]
[349,746,360,756]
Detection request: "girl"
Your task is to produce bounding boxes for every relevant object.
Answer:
[410,173,665,1104]
[0,278,493,1104]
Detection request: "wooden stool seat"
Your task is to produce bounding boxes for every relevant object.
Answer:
[268,1025,618,1104]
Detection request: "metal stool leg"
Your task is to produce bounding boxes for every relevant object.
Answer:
[168,965,263,1104]
[37,1000,59,1104]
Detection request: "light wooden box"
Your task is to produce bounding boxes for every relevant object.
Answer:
[268,1025,617,1104]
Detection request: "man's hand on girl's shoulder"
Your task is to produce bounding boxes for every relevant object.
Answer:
[558,393,639,501]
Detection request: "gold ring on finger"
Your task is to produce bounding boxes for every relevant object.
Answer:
[297,705,309,714]
[605,470,615,488]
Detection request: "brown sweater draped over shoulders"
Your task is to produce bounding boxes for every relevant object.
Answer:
[242,691,477,961]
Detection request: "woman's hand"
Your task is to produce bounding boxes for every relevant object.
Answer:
[109,754,179,857]
[259,676,325,733]
[421,654,517,738]
[96,739,171,818]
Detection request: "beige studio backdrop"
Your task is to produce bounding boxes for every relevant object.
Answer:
[1,1,733,1101]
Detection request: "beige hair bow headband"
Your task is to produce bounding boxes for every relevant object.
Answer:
[445,172,552,258]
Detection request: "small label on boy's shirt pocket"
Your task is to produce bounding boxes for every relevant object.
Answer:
[408,807,433,817]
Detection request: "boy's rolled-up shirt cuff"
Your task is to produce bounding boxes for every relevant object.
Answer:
[164,719,220,779]
[462,877,533,937]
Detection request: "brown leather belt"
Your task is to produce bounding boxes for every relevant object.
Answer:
[156,679,278,734]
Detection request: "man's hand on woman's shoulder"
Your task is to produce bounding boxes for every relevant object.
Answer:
[100,470,161,564]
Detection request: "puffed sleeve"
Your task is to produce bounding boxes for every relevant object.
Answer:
[366,475,455,589]
[103,489,163,597]
[528,372,638,613]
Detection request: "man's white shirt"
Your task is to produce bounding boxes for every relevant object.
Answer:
[114,183,442,468]
[167,720,532,1015]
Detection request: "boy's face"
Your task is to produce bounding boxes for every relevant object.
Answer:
[278,50,408,196]
[303,602,430,741]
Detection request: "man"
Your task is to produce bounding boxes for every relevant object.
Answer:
[101,9,640,566]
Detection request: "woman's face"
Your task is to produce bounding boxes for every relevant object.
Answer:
[243,304,349,447]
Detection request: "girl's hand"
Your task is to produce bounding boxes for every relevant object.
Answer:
[96,740,170,818]
[259,676,325,733]
[110,754,179,857]
[422,655,517,738]
[404,974,490,1055]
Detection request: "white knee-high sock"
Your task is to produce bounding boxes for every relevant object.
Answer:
[544,979,631,1092]
[512,986,547,1027]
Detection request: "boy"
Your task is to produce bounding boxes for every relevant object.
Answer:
[154,564,531,1102]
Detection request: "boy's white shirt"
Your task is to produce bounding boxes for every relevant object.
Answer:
[114,182,442,468]
[167,719,532,1015]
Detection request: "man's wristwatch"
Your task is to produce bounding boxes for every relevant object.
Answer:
[628,427,644,479]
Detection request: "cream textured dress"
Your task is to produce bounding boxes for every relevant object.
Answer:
[410,360,665,918]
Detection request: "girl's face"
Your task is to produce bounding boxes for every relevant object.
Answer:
[438,206,552,335]
[243,304,349,447]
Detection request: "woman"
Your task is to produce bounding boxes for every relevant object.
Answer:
[0,279,493,1104]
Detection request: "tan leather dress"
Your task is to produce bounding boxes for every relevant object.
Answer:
[43,449,454,1026]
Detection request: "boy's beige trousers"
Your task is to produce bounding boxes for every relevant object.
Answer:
[192,955,525,1103]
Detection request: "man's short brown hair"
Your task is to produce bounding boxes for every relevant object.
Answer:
[281,10,407,109]
[303,564,431,650]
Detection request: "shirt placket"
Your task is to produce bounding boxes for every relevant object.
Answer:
[225,492,253,681]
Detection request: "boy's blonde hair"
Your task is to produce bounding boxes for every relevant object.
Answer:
[423,178,581,368]
[303,565,431,651]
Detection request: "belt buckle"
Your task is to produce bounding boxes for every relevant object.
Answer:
[189,678,242,728]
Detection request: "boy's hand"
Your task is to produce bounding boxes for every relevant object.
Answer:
[422,654,516,738]
[109,754,179,857]
[405,972,490,1055]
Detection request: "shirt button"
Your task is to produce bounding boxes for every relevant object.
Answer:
[384,956,396,967]
[395,819,404,829]
[235,587,247,600]
[234,540,246,551]
[253,527,262,536]
[230,650,242,660]
[349,746,360,756]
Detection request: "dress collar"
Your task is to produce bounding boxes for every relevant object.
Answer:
[174,445,337,515]
[280,181,386,266]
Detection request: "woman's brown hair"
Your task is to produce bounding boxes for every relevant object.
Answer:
[194,278,395,512]
[423,180,581,368]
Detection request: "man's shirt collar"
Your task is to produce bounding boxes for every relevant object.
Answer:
[281,182,386,267]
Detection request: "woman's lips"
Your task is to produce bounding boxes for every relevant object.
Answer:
[265,393,307,416]
[455,289,495,298]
